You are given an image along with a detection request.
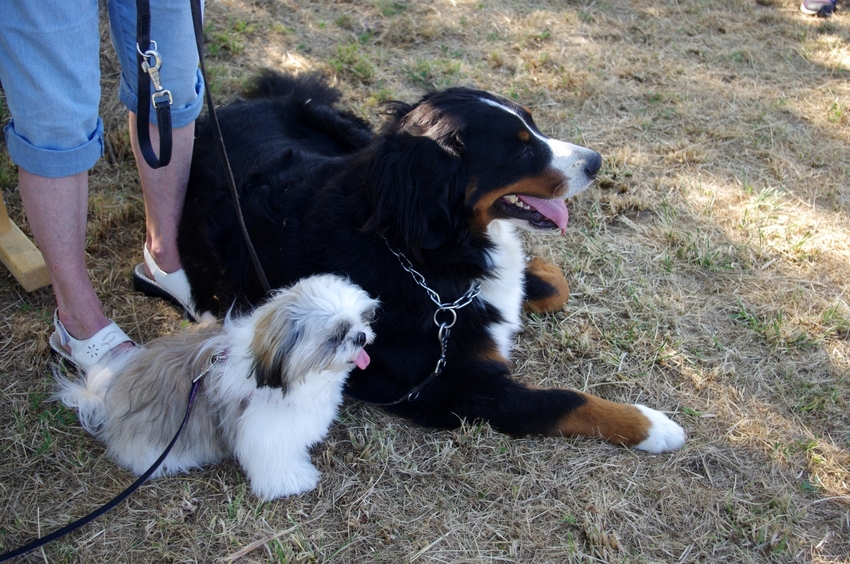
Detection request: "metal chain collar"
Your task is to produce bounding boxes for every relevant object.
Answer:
[383,238,481,384]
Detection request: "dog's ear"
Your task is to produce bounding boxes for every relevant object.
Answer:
[251,305,302,391]
[363,133,462,257]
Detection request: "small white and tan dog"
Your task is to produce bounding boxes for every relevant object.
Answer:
[55,274,377,500]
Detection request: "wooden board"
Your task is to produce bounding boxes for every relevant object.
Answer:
[0,198,50,292]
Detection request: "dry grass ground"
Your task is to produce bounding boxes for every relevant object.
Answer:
[1,0,849,562]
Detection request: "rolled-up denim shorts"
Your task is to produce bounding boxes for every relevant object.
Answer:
[0,0,204,178]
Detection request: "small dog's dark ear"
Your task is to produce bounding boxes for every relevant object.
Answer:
[252,324,301,390]
[363,133,462,256]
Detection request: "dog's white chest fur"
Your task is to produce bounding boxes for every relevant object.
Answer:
[478,221,526,359]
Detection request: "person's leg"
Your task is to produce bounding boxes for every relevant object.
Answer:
[17,170,111,340]
[0,0,128,346]
[109,0,203,283]
[129,118,195,275]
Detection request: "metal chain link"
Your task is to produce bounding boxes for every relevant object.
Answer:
[383,238,481,312]
[383,237,481,378]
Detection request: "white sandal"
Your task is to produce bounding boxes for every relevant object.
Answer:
[49,311,135,374]
[132,245,199,321]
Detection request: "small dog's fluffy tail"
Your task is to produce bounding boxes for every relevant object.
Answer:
[243,70,341,106]
[52,354,131,434]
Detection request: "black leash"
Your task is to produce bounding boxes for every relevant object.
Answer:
[135,0,172,168]
[344,366,445,407]
[189,0,272,295]
[0,358,217,562]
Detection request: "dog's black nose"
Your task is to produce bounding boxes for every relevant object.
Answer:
[354,332,367,347]
[584,151,603,179]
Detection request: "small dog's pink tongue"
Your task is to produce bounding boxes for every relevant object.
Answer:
[355,348,371,370]
[517,195,569,233]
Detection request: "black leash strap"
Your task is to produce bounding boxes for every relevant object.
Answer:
[135,0,172,169]
[0,377,205,562]
[189,0,272,295]
[344,368,443,406]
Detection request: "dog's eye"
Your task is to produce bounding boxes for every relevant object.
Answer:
[510,144,532,162]
[331,321,353,346]
[362,306,378,325]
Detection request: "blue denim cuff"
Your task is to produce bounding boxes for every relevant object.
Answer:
[4,118,104,178]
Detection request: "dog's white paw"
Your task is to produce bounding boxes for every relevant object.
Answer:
[633,404,686,453]
[248,461,321,500]
[286,462,322,495]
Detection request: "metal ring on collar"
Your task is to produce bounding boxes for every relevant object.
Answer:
[434,307,457,329]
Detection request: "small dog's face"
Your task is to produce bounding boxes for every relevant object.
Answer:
[250,274,378,389]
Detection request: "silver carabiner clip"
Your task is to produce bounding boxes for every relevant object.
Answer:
[194,352,225,383]
[137,42,173,108]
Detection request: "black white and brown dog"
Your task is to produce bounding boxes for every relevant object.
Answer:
[178,72,685,453]
[56,274,377,499]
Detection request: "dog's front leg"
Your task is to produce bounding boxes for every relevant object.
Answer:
[233,390,321,500]
[242,451,321,500]
[523,257,571,313]
[444,373,685,453]
[547,391,687,453]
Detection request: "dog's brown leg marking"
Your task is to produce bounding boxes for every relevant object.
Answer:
[523,257,570,313]
[474,343,511,367]
[547,392,651,447]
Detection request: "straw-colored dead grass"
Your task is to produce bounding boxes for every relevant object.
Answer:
[2,0,848,562]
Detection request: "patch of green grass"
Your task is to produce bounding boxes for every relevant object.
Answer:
[0,151,16,193]
[329,43,376,84]
[682,406,703,418]
[206,19,257,57]
[375,0,407,17]
[362,86,397,110]
[666,228,738,271]
[335,14,354,29]
[729,300,815,350]
[820,302,850,336]
[22,393,78,456]
[225,479,248,521]
[728,49,751,64]
[406,58,463,89]
[827,102,846,124]
[439,44,463,59]
[197,63,248,99]
[794,378,844,413]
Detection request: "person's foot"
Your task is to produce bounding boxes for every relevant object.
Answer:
[133,245,199,320]
[800,0,836,17]
[50,311,135,374]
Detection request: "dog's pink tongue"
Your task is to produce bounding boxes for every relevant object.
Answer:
[517,195,569,234]
[355,349,371,370]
